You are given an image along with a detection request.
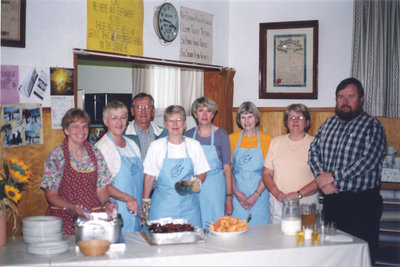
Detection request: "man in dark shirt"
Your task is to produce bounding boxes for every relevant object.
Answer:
[308,77,387,264]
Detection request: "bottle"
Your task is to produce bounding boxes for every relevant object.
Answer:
[281,199,301,235]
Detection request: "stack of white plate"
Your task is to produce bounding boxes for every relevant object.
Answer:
[22,216,63,244]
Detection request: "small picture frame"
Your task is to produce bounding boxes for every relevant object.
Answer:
[259,20,318,99]
[1,0,26,48]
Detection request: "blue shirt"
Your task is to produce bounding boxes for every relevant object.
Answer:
[308,111,386,192]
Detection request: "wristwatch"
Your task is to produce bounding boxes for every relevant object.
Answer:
[297,190,303,199]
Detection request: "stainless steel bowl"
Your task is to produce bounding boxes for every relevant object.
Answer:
[74,212,122,243]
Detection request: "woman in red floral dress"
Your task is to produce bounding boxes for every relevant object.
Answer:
[41,108,114,235]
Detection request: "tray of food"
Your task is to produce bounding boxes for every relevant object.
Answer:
[142,217,205,245]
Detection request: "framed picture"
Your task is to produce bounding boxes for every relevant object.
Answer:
[1,0,26,48]
[259,20,318,99]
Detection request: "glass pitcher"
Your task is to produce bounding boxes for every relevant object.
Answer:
[281,198,301,235]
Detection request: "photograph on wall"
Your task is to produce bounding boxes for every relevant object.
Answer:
[50,67,74,96]
[0,65,20,105]
[3,105,20,122]
[18,68,37,98]
[22,107,42,131]
[17,66,51,107]
[0,103,44,147]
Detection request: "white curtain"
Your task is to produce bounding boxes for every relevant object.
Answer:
[132,65,204,117]
[181,69,204,116]
[351,0,400,117]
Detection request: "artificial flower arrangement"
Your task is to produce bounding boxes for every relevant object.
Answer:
[0,158,31,235]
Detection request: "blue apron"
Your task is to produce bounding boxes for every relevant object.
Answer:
[231,130,269,225]
[193,125,226,227]
[108,133,144,232]
[149,138,202,227]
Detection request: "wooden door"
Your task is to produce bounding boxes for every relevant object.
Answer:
[204,68,236,133]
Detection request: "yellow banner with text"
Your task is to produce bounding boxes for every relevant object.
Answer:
[87,0,143,56]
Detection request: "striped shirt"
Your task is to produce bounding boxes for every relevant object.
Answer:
[308,111,387,192]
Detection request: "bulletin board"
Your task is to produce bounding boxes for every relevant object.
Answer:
[0,103,44,147]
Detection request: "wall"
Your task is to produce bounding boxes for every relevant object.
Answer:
[1,0,230,68]
[1,0,353,109]
[229,0,354,108]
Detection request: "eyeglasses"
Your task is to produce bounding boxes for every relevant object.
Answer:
[167,118,184,124]
[135,105,153,111]
[110,115,128,122]
[289,116,305,121]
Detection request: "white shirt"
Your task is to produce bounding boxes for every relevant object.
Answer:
[143,137,210,179]
[96,134,141,178]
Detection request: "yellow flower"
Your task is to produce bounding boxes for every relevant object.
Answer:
[9,169,29,183]
[8,159,30,184]
[5,185,21,204]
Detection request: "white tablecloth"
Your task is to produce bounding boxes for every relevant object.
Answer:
[0,224,371,267]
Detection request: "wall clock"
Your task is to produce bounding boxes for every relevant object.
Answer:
[154,3,179,42]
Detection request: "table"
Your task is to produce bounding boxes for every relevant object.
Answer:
[0,224,371,266]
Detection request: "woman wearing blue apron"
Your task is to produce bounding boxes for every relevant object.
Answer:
[142,106,210,228]
[109,133,143,232]
[191,125,227,227]
[229,102,272,225]
[184,97,233,228]
[96,101,144,232]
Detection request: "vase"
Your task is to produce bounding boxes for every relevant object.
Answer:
[0,209,6,246]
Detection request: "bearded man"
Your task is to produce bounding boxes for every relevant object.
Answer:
[308,77,387,265]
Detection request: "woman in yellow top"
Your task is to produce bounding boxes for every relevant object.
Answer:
[229,101,272,225]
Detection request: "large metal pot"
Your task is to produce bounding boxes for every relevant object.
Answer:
[74,212,122,243]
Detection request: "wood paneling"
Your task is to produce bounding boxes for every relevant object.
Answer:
[1,109,64,237]
[232,108,399,153]
[377,117,400,152]
[233,107,335,137]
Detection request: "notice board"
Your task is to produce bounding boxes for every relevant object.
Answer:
[87,0,144,56]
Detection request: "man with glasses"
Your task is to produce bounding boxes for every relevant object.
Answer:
[308,77,387,265]
[124,93,168,160]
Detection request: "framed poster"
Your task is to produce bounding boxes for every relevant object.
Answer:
[259,20,318,99]
[1,0,26,48]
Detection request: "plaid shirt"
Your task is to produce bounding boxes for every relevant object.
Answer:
[133,121,155,161]
[308,111,387,192]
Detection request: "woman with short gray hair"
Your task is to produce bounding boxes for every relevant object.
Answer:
[142,105,210,227]
[229,101,272,225]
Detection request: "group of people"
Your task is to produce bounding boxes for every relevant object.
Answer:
[41,78,387,264]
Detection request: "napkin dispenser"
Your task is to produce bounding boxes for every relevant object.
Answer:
[74,212,122,243]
